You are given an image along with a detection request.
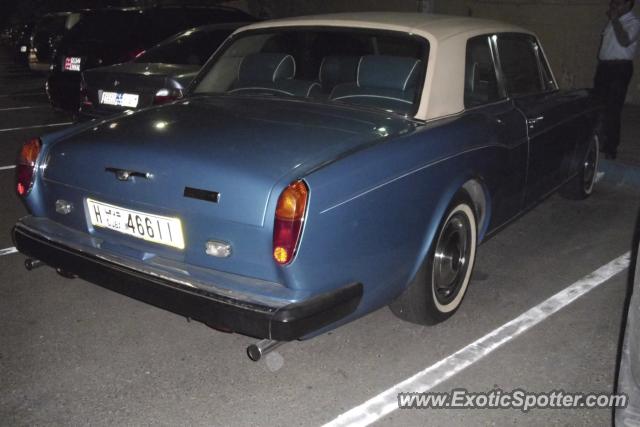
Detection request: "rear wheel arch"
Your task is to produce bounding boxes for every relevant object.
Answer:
[461,178,491,242]
[560,133,599,200]
[390,186,479,324]
[405,176,489,292]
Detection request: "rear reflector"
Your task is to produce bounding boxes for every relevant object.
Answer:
[205,240,232,258]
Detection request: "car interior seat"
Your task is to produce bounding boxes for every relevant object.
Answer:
[329,55,423,114]
[228,53,320,98]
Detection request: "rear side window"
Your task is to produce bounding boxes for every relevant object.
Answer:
[497,35,543,96]
[537,45,557,91]
[464,36,502,108]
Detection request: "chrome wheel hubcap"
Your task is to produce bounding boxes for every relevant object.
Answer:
[433,212,471,305]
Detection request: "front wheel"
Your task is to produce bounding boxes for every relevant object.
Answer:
[561,135,599,200]
[390,193,478,325]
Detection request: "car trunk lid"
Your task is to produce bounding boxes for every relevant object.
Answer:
[44,95,411,228]
[83,62,199,110]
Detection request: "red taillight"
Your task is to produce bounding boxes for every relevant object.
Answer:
[273,181,308,265]
[16,138,41,196]
[153,88,182,105]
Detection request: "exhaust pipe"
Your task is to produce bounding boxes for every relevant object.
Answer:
[24,258,43,270]
[24,259,76,279]
[247,339,283,362]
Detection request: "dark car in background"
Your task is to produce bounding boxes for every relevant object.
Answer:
[79,22,245,119]
[10,21,35,66]
[47,6,255,113]
[1,25,12,45]
[1,22,20,45]
[29,11,84,72]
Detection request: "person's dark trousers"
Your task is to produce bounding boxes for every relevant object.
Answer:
[593,60,633,158]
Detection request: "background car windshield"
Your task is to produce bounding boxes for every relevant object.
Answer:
[136,28,234,66]
[193,28,429,115]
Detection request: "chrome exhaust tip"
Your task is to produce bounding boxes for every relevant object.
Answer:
[24,258,43,271]
[247,339,283,362]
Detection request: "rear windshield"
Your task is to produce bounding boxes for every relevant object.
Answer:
[193,27,429,115]
[65,10,139,41]
[136,28,235,66]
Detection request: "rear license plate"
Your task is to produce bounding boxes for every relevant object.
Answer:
[64,56,81,71]
[87,198,185,249]
[100,91,139,108]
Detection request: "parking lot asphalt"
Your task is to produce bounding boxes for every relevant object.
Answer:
[1,48,639,426]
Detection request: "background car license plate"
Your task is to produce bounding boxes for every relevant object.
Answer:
[64,57,81,71]
[87,199,185,249]
[100,91,139,108]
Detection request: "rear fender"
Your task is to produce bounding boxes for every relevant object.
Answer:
[403,172,491,301]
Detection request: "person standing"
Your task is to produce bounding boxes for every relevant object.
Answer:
[593,0,640,159]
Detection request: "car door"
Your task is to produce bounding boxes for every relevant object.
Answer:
[495,34,568,207]
[464,35,528,227]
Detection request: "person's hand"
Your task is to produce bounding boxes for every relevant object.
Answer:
[607,2,623,20]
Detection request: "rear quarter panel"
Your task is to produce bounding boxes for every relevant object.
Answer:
[285,114,511,325]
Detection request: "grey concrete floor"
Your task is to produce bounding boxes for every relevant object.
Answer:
[0,48,639,426]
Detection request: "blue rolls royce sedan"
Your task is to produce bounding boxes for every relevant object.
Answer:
[13,13,601,360]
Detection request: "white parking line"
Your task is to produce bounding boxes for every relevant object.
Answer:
[0,92,45,98]
[0,165,15,171]
[0,247,18,257]
[324,252,631,427]
[0,122,72,133]
[0,105,46,112]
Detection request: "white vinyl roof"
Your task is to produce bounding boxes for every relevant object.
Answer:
[237,13,535,120]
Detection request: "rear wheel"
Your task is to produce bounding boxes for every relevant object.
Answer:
[561,135,599,200]
[390,193,477,325]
